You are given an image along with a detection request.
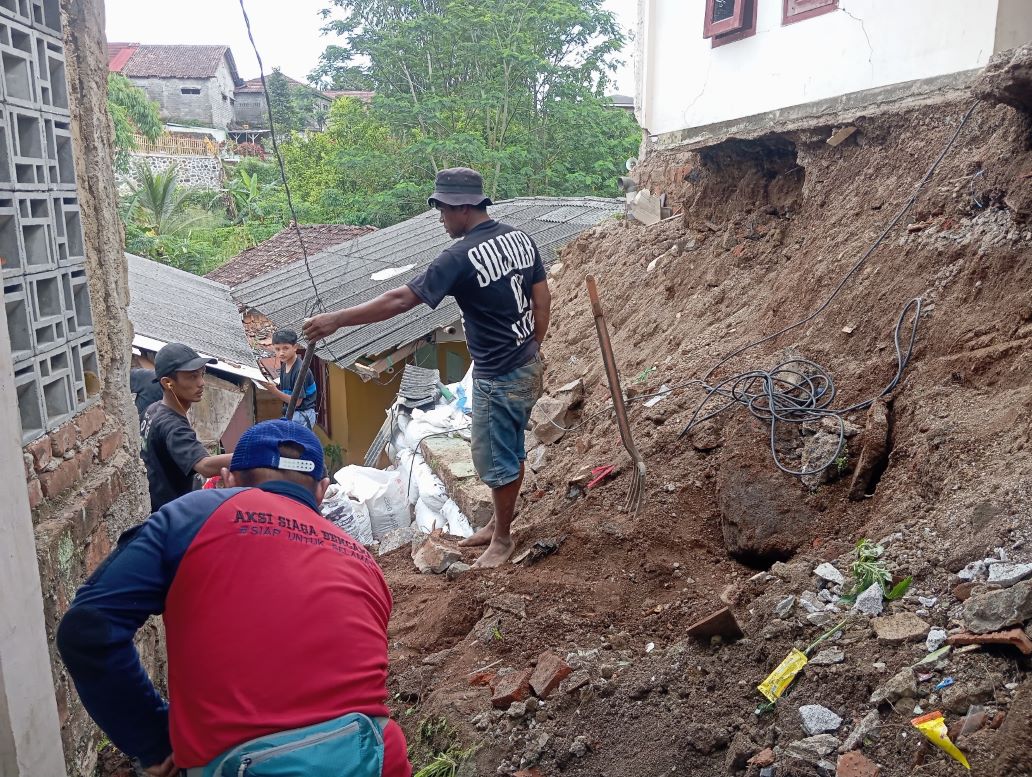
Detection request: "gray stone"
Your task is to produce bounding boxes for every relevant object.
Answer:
[814,563,845,586]
[957,560,987,581]
[798,591,824,614]
[809,647,845,666]
[775,595,796,618]
[531,380,584,445]
[839,709,882,753]
[785,734,841,763]
[447,562,472,580]
[962,580,1032,633]
[942,678,995,714]
[807,612,835,627]
[569,736,590,758]
[870,612,928,643]
[507,701,527,718]
[412,535,462,574]
[987,562,1032,587]
[870,668,917,705]
[799,704,843,736]
[818,589,836,603]
[378,526,416,556]
[925,628,948,652]
[853,582,884,616]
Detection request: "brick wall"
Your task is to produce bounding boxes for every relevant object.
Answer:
[634,149,700,215]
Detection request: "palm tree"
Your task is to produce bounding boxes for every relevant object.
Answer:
[128,164,208,238]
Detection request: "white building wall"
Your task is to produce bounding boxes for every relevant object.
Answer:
[639,0,1032,139]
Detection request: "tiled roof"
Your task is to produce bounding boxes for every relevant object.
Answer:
[107,42,139,72]
[231,197,622,368]
[110,44,241,83]
[127,254,256,369]
[205,225,377,288]
[236,75,329,100]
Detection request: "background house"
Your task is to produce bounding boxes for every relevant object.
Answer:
[232,75,333,141]
[231,197,623,464]
[108,43,242,130]
[636,0,1032,148]
[126,254,262,453]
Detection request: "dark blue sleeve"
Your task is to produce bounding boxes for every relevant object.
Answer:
[407,250,461,309]
[530,240,545,284]
[56,488,245,767]
[304,371,317,397]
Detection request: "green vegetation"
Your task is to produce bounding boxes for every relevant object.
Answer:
[410,716,476,777]
[118,0,640,275]
[108,74,163,172]
[841,539,913,602]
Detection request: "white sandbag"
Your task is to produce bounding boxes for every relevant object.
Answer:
[396,450,419,505]
[333,465,411,540]
[321,485,374,546]
[414,499,445,534]
[415,459,448,513]
[441,499,474,539]
[449,363,475,415]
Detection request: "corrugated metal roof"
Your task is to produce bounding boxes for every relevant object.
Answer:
[231,197,621,367]
[127,253,256,369]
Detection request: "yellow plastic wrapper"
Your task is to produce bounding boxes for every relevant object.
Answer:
[757,649,808,703]
[911,711,970,770]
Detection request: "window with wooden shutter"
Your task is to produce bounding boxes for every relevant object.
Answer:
[703,0,748,38]
[712,0,757,48]
[783,0,838,25]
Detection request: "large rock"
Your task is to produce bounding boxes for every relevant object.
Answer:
[716,455,816,564]
[973,43,1032,113]
[530,380,584,445]
[962,580,1032,634]
[412,533,462,574]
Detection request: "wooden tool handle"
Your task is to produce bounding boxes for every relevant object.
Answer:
[585,275,603,317]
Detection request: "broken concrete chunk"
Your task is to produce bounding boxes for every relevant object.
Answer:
[785,734,841,763]
[925,628,948,652]
[870,669,917,705]
[870,612,928,643]
[529,652,573,699]
[815,563,845,586]
[809,647,845,666]
[840,709,881,753]
[800,704,843,736]
[987,562,1032,587]
[530,380,584,445]
[379,526,416,556]
[853,583,884,616]
[957,559,988,581]
[972,42,1032,113]
[961,580,1032,633]
[412,534,462,574]
[558,669,590,695]
[775,595,796,619]
[826,126,858,147]
[446,561,472,580]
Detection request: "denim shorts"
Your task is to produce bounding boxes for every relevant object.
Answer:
[470,355,544,489]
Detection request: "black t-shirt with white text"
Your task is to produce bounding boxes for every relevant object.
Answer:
[407,220,546,378]
[140,402,209,512]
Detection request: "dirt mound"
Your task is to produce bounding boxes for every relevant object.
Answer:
[382,92,1032,777]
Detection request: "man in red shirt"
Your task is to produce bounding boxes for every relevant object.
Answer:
[57,420,411,776]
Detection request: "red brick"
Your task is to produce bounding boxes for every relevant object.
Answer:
[947,628,1032,656]
[50,423,78,456]
[76,406,106,439]
[26,478,44,509]
[27,435,52,470]
[748,749,775,768]
[836,751,881,777]
[84,524,113,575]
[85,478,113,523]
[76,448,95,480]
[39,458,79,498]
[491,668,533,709]
[98,429,124,462]
[529,652,572,699]
[469,671,496,687]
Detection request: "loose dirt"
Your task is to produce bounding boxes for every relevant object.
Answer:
[384,95,1032,777]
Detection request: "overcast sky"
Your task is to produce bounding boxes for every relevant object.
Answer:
[104,0,637,95]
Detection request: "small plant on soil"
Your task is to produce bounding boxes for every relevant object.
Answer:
[412,716,476,777]
[841,539,912,601]
[413,748,476,777]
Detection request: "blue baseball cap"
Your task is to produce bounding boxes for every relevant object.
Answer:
[230,420,326,480]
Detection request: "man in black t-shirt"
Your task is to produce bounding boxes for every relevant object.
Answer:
[130,367,164,422]
[141,343,234,512]
[304,168,551,568]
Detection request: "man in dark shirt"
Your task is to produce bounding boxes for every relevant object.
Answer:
[262,329,318,429]
[141,343,233,512]
[305,168,551,567]
[130,367,164,421]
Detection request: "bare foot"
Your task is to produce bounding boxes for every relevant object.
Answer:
[472,537,515,569]
[459,521,495,547]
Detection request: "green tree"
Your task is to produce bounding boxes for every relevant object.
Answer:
[315,0,639,201]
[266,68,304,139]
[107,73,163,171]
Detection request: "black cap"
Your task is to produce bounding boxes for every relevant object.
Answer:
[427,167,492,208]
[153,343,216,382]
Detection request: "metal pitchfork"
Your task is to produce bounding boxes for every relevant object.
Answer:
[585,275,647,515]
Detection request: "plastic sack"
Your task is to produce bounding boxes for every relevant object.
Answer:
[441,499,474,538]
[414,499,444,533]
[333,465,411,540]
[415,459,448,513]
[396,450,419,506]
[449,363,475,415]
[321,484,374,546]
